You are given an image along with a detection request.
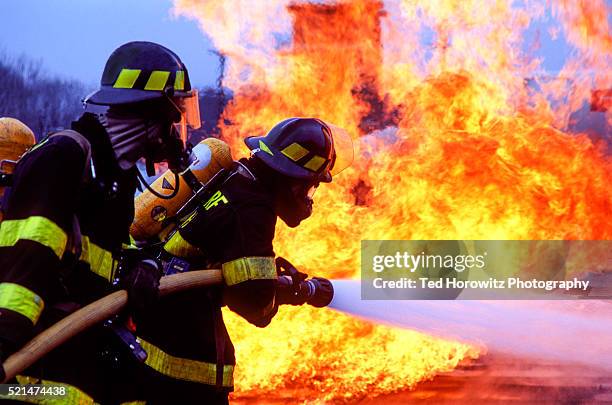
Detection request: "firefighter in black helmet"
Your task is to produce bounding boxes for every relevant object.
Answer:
[130,117,353,404]
[0,41,200,403]
[245,117,352,226]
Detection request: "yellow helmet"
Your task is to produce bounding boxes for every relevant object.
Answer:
[0,117,35,170]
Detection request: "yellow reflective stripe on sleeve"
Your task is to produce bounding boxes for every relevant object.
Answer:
[138,337,234,387]
[164,230,202,259]
[222,257,277,286]
[113,69,141,89]
[144,71,170,91]
[174,70,185,90]
[9,375,97,404]
[0,216,67,258]
[303,154,326,171]
[80,236,116,282]
[0,283,44,324]
[281,142,309,161]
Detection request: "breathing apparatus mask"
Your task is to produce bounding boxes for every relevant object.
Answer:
[145,86,201,175]
[95,86,200,200]
[275,177,320,228]
[139,87,201,200]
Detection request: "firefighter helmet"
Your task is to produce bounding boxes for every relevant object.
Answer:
[244,118,353,183]
[0,117,35,164]
[85,41,194,106]
[85,41,201,144]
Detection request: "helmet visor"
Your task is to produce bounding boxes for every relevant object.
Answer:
[177,89,201,130]
[327,124,354,177]
[172,89,201,143]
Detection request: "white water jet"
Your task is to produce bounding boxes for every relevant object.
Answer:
[329,280,612,370]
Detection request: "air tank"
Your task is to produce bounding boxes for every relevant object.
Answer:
[131,138,233,241]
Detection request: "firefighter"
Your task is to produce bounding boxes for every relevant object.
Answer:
[0,41,200,403]
[127,117,353,404]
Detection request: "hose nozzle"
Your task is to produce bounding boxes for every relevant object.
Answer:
[277,275,334,308]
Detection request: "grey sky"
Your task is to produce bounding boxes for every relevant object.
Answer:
[0,0,220,86]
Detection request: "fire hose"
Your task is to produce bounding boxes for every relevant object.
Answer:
[1,268,334,383]
[1,269,223,383]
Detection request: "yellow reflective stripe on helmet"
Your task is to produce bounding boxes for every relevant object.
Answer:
[144,71,170,91]
[258,140,274,156]
[222,257,277,286]
[164,230,202,259]
[80,236,116,282]
[174,70,185,90]
[0,216,67,258]
[113,69,141,89]
[0,283,44,324]
[281,142,309,162]
[303,155,326,171]
[138,337,234,387]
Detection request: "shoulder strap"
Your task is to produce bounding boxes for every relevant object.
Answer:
[49,130,92,263]
[49,129,92,182]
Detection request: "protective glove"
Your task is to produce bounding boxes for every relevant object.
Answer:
[274,257,334,307]
[0,309,36,383]
[275,257,310,306]
[119,258,162,315]
[0,338,16,382]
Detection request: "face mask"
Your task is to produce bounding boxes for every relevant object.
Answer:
[102,111,169,170]
[101,108,190,172]
[156,125,189,173]
[275,180,319,228]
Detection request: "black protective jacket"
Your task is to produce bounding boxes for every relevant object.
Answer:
[0,113,138,383]
[137,160,279,392]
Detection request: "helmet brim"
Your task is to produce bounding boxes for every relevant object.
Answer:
[85,86,166,106]
[245,135,330,182]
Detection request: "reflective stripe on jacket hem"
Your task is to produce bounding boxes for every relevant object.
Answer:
[222,256,277,286]
[0,216,67,258]
[138,337,234,387]
[0,283,44,324]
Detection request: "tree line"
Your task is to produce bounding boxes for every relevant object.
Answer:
[0,53,92,139]
[0,52,232,143]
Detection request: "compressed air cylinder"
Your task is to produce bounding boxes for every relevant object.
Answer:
[131,138,233,241]
[0,117,36,201]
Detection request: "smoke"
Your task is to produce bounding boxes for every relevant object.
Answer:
[330,280,612,371]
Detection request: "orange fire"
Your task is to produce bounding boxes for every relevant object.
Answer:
[173,0,611,402]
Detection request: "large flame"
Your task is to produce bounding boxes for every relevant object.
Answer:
[173,0,611,401]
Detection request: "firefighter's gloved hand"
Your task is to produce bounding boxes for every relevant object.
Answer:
[275,257,308,284]
[274,257,334,307]
[0,338,16,382]
[120,259,162,314]
[275,278,311,306]
[275,256,309,306]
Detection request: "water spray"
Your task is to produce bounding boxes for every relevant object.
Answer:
[329,280,612,371]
